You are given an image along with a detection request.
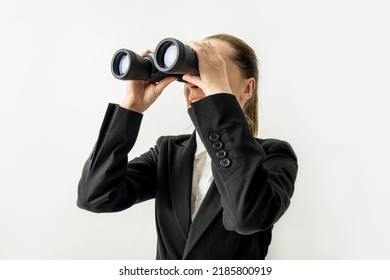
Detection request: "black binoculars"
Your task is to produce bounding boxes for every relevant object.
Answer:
[111,38,199,83]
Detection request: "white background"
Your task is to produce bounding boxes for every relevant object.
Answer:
[0,0,389,259]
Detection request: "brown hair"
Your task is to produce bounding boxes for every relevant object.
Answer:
[205,34,259,137]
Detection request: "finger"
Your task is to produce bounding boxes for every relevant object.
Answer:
[187,41,209,59]
[186,41,196,49]
[182,74,202,88]
[154,76,177,94]
[186,41,199,52]
[204,41,219,56]
[139,49,153,57]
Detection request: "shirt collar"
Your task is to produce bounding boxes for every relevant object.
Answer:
[195,131,208,159]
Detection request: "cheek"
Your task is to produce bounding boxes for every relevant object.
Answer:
[226,73,247,107]
[226,63,244,94]
[227,74,243,95]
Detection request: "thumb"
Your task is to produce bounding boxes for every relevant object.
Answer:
[182,74,202,88]
[155,76,177,95]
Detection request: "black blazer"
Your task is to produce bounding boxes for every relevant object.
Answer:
[78,93,298,259]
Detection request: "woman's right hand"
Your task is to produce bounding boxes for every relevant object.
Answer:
[120,50,176,113]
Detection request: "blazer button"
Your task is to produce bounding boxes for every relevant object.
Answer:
[216,150,227,159]
[220,158,231,168]
[209,132,220,142]
[212,141,223,150]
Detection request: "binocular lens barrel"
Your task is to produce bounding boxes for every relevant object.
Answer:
[111,38,199,82]
[154,38,199,76]
[118,53,130,76]
[111,49,153,81]
[163,43,178,68]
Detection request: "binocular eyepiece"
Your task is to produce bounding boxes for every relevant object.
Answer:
[111,38,199,83]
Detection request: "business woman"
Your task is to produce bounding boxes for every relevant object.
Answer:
[77,34,298,259]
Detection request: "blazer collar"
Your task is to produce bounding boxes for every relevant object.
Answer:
[183,180,222,259]
[168,131,196,240]
[194,131,207,159]
[168,131,223,258]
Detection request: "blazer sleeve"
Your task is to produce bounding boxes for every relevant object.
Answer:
[188,93,298,235]
[77,103,159,213]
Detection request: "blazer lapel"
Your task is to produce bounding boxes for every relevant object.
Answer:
[183,180,222,259]
[168,132,196,241]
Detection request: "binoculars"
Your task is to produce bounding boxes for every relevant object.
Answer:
[111,38,199,83]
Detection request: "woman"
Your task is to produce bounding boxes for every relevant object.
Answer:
[77,34,298,259]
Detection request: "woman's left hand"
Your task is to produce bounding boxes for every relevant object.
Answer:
[182,41,233,96]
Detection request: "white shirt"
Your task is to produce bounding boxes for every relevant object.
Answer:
[191,132,214,221]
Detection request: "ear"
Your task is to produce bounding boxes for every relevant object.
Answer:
[240,77,256,102]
